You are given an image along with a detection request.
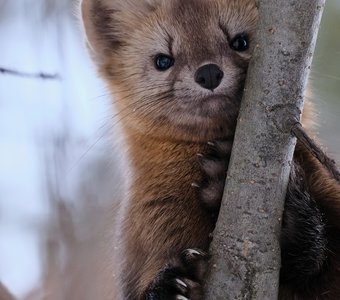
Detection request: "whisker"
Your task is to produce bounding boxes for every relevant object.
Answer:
[91,83,172,104]
[67,128,110,174]
[110,91,174,127]
[108,90,174,122]
[69,89,175,170]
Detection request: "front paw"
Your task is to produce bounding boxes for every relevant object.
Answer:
[144,249,208,300]
[195,140,232,211]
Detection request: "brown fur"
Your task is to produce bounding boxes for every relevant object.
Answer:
[82,0,257,297]
[80,0,340,299]
[280,142,340,299]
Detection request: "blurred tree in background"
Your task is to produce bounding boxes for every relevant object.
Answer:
[0,0,339,298]
[312,1,340,160]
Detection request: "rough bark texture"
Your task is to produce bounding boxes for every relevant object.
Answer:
[205,0,325,299]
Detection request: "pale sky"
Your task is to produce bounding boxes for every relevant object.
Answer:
[0,1,108,297]
[0,1,339,298]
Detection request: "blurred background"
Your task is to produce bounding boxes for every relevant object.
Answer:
[0,0,339,299]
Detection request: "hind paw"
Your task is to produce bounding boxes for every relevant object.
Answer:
[144,249,208,300]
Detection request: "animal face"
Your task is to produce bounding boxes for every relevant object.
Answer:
[82,0,258,142]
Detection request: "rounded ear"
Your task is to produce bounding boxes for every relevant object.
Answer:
[80,0,164,63]
[81,0,120,63]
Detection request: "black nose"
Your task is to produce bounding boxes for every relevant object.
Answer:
[194,64,224,90]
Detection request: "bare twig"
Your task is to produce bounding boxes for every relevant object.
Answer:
[0,67,61,80]
[292,123,340,182]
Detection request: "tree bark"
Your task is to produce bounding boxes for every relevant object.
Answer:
[205,0,325,299]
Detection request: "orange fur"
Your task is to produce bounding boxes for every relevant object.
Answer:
[80,0,340,298]
[1,1,337,299]
[81,0,258,297]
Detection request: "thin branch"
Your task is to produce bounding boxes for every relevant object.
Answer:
[292,122,340,182]
[0,67,61,80]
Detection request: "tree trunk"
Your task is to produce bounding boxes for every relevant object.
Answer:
[204,0,325,299]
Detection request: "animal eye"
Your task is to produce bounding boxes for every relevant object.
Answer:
[154,54,174,71]
[230,34,249,52]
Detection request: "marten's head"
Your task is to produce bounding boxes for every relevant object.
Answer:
[82,0,258,142]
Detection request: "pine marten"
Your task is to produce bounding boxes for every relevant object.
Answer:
[81,0,340,299]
